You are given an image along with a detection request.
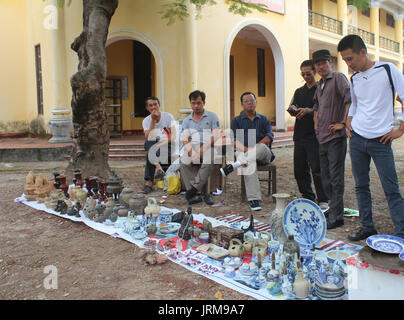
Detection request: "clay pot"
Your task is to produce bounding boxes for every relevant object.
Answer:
[119,187,135,208]
[243,233,254,255]
[146,224,157,236]
[228,238,244,258]
[129,194,147,214]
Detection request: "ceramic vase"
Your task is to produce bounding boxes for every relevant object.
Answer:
[270,193,291,245]
[294,269,309,299]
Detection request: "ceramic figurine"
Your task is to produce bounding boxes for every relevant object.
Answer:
[270,193,291,244]
[178,207,194,240]
[55,199,68,215]
[281,273,294,299]
[294,269,309,299]
[283,234,300,259]
[33,173,51,202]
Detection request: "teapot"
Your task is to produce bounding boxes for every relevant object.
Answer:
[243,233,254,255]
[228,238,244,258]
[144,197,160,219]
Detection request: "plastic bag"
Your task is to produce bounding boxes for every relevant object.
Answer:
[166,175,181,195]
[163,161,181,194]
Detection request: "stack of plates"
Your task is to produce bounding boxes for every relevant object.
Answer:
[314,273,346,300]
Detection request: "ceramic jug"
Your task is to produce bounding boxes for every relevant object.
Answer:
[144,197,160,219]
[228,238,244,258]
[294,269,309,299]
[270,193,291,245]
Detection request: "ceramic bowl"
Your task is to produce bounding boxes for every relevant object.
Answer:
[326,250,350,265]
[224,267,235,278]
[199,232,209,243]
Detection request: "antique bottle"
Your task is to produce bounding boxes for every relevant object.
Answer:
[294,269,309,299]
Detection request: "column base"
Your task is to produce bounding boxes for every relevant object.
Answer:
[48,109,73,143]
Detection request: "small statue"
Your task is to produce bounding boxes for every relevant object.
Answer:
[178,206,194,240]
[55,200,68,215]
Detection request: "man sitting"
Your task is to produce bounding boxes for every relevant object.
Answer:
[220,92,275,211]
[141,96,176,194]
[180,90,221,205]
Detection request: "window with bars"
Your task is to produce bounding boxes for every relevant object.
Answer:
[34,44,44,115]
[257,48,266,97]
[386,13,395,28]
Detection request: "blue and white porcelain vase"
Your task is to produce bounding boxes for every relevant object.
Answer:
[270,193,291,245]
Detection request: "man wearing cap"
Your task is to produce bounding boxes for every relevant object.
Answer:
[312,49,351,230]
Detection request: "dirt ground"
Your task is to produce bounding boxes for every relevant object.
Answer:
[1,139,404,301]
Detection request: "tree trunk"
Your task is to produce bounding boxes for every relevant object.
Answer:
[67,0,118,180]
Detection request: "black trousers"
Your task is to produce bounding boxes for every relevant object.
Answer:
[294,137,328,203]
[319,137,347,222]
[144,140,172,182]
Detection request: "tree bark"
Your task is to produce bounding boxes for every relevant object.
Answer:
[67,0,118,179]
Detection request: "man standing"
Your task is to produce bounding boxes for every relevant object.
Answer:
[338,34,404,240]
[288,60,328,210]
[141,96,176,194]
[220,92,275,211]
[312,49,351,230]
[180,90,221,205]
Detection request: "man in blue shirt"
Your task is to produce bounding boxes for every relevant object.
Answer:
[220,92,275,211]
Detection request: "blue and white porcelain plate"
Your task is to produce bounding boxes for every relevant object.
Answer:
[283,198,326,249]
[399,251,404,261]
[366,234,404,254]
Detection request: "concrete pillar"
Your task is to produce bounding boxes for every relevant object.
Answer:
[370,6,380,60]
[337,0,348,75]
[48,0,72,143]
[395,18,403,72]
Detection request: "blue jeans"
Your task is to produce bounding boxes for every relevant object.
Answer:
[350,131,404,238]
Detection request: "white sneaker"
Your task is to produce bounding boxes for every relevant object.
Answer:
[319,202,329,211]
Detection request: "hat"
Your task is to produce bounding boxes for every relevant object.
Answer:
[312,49,331,63]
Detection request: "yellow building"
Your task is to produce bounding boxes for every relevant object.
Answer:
[0,0,403,139]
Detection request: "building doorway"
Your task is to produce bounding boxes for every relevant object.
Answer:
[106,39,156,133]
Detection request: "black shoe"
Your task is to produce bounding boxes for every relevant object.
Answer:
[220,164,234,177]
[249,200,262,211]
[348,228,378,241]
[140,185,153,194]
[327,219,344,230]
[188,195,203,205]
[185,187,198,200]
[204,194,214,205]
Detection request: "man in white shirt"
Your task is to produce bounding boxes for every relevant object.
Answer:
[338,34,404,241]
[141,96,176,194]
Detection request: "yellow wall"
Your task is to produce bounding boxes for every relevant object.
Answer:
[379,9,397,40]
[230,38,275,120]
[0,0,29,132]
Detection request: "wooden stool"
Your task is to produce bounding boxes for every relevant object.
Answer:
[240,163,277,202]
